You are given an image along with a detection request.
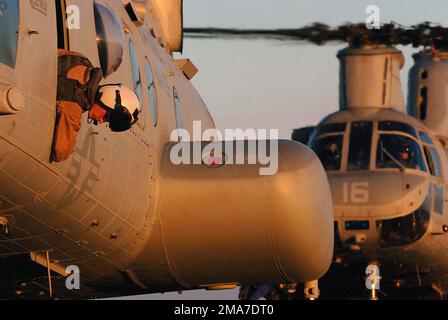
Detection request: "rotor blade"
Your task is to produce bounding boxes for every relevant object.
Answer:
[184,22,448,48]
[184,24,342,45]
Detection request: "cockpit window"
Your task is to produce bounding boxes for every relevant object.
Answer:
[94,2,125,77]
[423,147,436,176]
[430,147,442,178]
[311,135,343,171]
[129,40,143,105]
[310,122,346,171]
[0,0,19,68]
[376,134,427,171]
[348,121,372,171]
[419,131,433,145]
[426,146,442,178]
[378,121,417,138]
[313,123,346,136]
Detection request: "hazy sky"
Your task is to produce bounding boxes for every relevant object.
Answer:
[178,0,448,138]
[139,0,447,300]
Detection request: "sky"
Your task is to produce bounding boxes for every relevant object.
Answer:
[128,0,447,300]
[178,0,448,138]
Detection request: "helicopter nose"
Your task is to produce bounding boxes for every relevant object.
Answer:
[329,171,431,250]
[329,171,430,220]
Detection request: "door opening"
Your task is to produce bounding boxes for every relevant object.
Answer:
[56,0,70,50]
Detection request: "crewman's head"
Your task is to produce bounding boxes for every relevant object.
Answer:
[90,84,141,132]
[400,145,411,161]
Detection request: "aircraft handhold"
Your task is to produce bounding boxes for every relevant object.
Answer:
[175,59,198,80]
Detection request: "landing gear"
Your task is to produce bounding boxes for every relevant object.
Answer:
[45,251,53,300]
[431,283,447,300]
[304,280,320,300]
[279,282,297,295]
[369,285,378,300]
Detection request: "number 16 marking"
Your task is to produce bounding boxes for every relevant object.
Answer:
[343,182,370,204]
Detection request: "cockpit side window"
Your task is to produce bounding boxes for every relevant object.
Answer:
[376,134,427,171]
[420,131,441,178]
[311,135,344,171]
[129,40,143,106]
[419,131,433,145]
[378,121,417,138]
[0,0,19,68]
[423,146,436,176]
[348,121,372,171]
[429,147,442,178]
[310,123,346,172]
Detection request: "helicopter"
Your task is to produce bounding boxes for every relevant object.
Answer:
[186,22,448,299]
[298,23,448,299]
[0,0,334,299]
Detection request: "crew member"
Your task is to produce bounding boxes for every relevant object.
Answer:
[52,50,140,162]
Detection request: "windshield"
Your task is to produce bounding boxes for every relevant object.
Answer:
[378,121,417,138]
[348,121,372,171]
[313,123,346,136]
[376,134,427,171]
[0,0,19,68]
[311,135,343,171]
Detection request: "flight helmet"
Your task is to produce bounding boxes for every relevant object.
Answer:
[96,84,141,132]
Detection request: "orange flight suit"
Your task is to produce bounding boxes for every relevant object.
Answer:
[51,50,102,162]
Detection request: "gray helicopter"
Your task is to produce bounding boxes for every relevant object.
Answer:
[187,23,448,299]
